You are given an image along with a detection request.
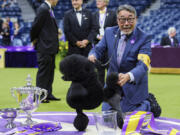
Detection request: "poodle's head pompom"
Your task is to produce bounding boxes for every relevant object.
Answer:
[60,54,96,82]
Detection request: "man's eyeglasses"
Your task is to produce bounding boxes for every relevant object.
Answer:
[118,17,135,23]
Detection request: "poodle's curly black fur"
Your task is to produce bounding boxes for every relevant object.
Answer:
[60,54,104,110]
[60,54,124,131]
[60,54,97,82]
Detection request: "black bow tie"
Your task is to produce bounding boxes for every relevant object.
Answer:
[76,10,82,14]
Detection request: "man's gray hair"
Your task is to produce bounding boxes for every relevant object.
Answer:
[96,0,109,5]
[168,27,176,35]
[104,0,109,4]
[116,4,137,17]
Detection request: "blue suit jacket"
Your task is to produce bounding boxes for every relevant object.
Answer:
[89,26,152,111]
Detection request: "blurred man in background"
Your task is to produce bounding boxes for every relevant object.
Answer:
[160,27,179,47]
[1,21,10,46]
[93,0,117,86]
[30,0,60,103]
[63,0,97,57]
[0,15,3,34]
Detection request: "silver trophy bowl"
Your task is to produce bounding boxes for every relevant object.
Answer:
[11,74,47,125]
[0,108,20,129]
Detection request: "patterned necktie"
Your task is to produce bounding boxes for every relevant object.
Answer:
[50,9,55,18]
[117,34,126,66]
[171,38,174,47]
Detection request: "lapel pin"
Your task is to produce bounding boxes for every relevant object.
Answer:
[130,39,135,44]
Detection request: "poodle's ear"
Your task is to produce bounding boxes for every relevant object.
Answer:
[106,72,119,89]
[104,72,123,100]
[104,72,124,129]
[103,87,116,101]
[147,93,161,117]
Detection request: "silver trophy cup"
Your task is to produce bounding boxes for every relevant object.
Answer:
[0,108,20,129]
[11,74,47,125]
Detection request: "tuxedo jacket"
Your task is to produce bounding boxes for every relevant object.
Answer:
[63,8,98,56]
[89,26,152,111]
[30,2,59,54]
[93,8,117,44]
[0,19,3,33]
[160,36,179,47]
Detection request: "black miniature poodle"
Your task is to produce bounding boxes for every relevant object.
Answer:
[59,54,124,131]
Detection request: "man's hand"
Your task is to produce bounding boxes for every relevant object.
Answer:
[76,41,82,48]
[97,35,103,40]
[81,39,89,48]
[88,55,96,63]
[117,73,130,86]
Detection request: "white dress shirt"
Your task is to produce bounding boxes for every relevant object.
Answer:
[75,8,82,26]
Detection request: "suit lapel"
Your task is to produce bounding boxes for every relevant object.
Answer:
[112,28,120,67]
[104,10,109,28]
[81,10,88,28]
[53,18,58,29]
[172,37,178,47]
[81,12,85,27]
[95,11,100,28]
[71,10,81,27]
[168,37,172,46]
[174,38,178,47]
[44,3,58,30]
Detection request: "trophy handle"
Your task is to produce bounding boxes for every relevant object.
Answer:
[40,89,48,102]
[11,88,21,103]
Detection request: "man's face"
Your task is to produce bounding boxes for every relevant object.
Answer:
[96,0,107,9]
[170,31,176,38]
[6,17,10,22]
[71,0,83,10]
[51,0,58,7]
[117,10,137,35]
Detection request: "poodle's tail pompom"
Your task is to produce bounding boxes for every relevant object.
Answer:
[73,109,89,131]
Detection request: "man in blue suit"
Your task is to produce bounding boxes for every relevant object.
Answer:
[88,5,152,113]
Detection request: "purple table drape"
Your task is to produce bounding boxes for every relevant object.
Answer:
[0,112,180,135]
[151,48,180,68]
[2,46,38,67]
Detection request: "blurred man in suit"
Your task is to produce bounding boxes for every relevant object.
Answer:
[0,15,3,33]
[30,0,60,103]
[160,27,179,47]
[63,0,97,57]
[93,0,117,86]
[0,15,3,45]
[88,5,153,113]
